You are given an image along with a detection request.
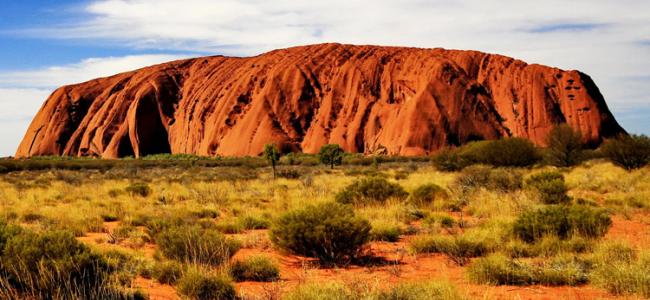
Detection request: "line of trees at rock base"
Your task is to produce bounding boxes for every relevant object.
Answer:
[260,124,650,173]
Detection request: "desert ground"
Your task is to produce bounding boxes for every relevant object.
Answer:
[0,145,648,299]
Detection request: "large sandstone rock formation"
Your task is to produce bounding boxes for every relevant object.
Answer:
[16,43,624,158]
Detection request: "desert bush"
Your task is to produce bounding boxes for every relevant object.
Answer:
[432,149,470,172]
[377,280,463,300]
[0,228,118,299]
[477,138,540,167]
[238,215,271,230]
[125,183,152,197]
[506,236,594,258]
[152,260,183,285]
[156,225,240,266]
[276,168,302,179]
[270,202,371,262]
[525,171,570,204]
[455,166,522,192]
[190,208,219,219]
[545,124,585,167]
[409,184,448,207]
[513,205,611,243]
[410,235,491,266]
[177,268,236,300]
[335,177,408,205]
[468,254,589,286]
[370,223,402,242]
[601,134,650,170]
[591,242,650,297]
[229,255,280,282]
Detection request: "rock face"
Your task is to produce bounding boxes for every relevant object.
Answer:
[16,43,625,158]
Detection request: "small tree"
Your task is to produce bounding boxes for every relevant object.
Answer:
[263,144,280,178]
[546,124,584,167]
[318,144,344,169]
[601,134,650,170]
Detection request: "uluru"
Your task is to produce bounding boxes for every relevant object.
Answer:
[16,43,625,158]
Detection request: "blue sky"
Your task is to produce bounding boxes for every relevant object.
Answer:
[0,0,649,157]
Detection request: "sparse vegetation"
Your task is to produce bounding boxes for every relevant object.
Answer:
[229,255,280,282]
[156,225,241,266]
[601,134,650,170]
[513,205,611,243]
[335,177,408,205]
[0,146,648,299]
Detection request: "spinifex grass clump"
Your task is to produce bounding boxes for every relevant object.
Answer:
[177,267,237,300]
[156,225,240,266]
[0,222,121,299]
[270,202,371,263]
[468,254,590,286]
[335,177,408,205]
[455,165,522,192]
[525,171,570,204]
[229,255,280,282]
[513,205,611,243]
[409,184,448,207]
[591,242,650,298]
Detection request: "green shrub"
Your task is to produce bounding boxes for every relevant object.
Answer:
[335,177,408,205]
[410,235,490,266]
[270,202,371,262]
[468,254,589,286]
[238,215,271,230]
[0,229,116,298]
[513,205,611,243]
[370,224,402,242]
[455,166,522,192]
[481,138,540,167]
[545,124,585,167]
[452,138,540,167]
[409,184,448,207]
[152,260,183,285]
[525,171,570,204]
[177,268,236,300]
[125,183,152,197]
[601,134,650,170]
[432,149,470,172]
[156,225,240,266]
[229,255,280,282]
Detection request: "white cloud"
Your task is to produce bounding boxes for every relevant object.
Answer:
[0,54,192,89]
[0,54,192,157]
[0,88,52,157]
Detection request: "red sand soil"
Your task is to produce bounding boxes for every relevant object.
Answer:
[16,43,623,158]
[76,213,650,299]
